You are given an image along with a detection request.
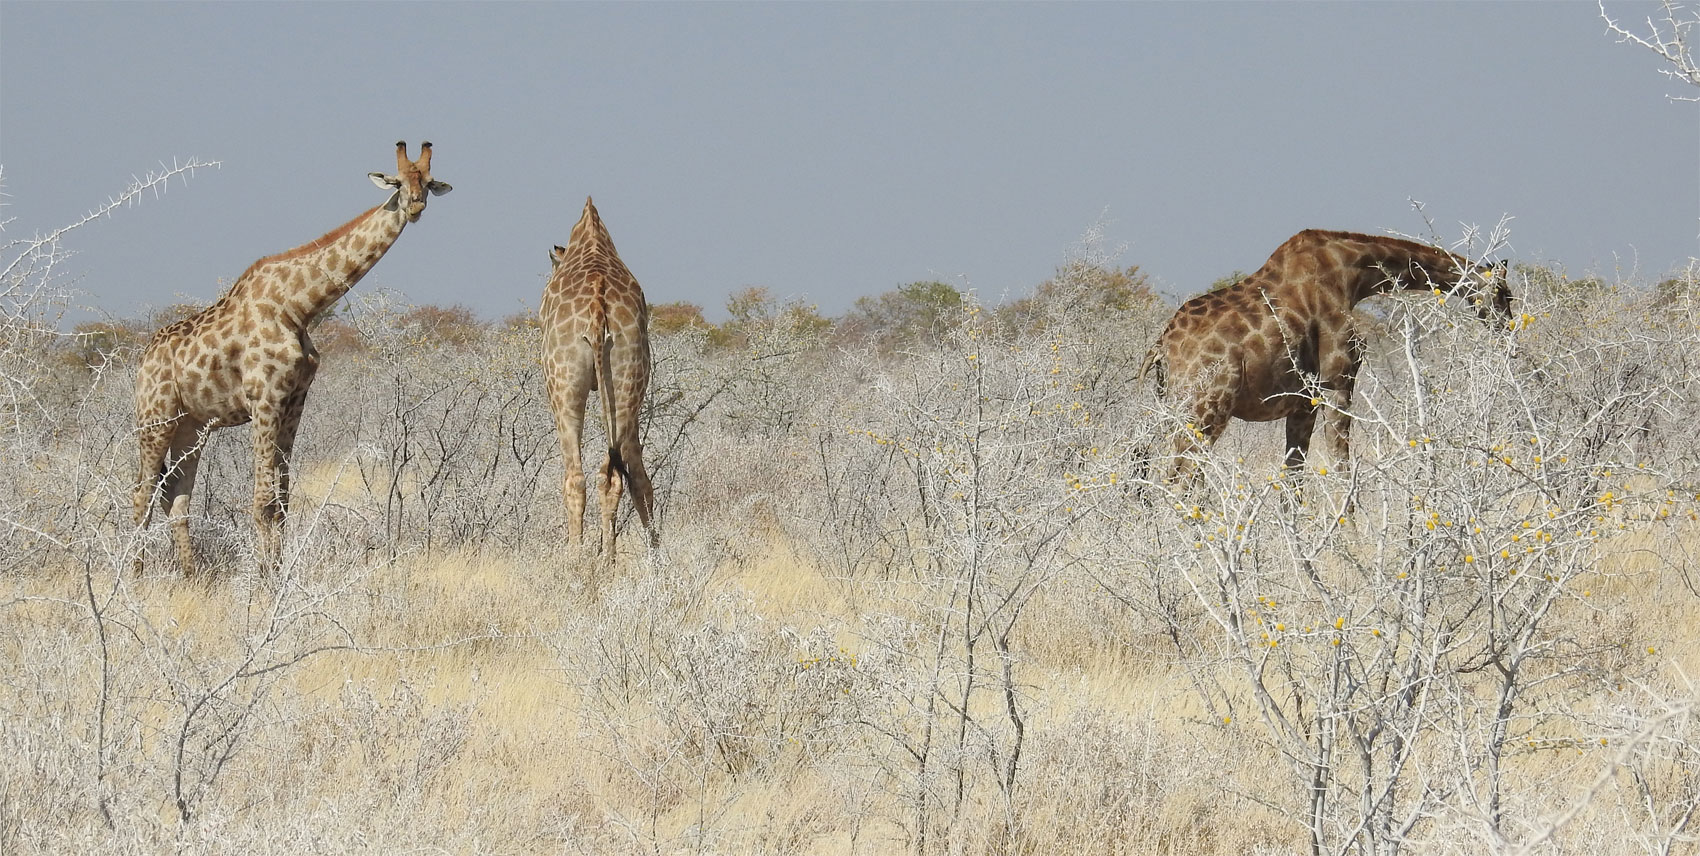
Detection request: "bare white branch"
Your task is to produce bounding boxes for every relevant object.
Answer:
[1601,0,1700,100]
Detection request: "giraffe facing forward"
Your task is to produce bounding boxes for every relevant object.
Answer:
[1140,229,1510,480]
[134,142,451,575]
[541,197,659,558]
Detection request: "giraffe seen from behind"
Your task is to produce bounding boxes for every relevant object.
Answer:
[1140,229,1511,481]
[134,141,451,576]
[541,197,659,559]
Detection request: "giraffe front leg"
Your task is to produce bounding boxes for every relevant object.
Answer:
[1312,335,1363,518]
[1280,406,1320,508]
[1319,336,1364,476]
[1284,407,1318,473]
[250,407,286,576]
[271,359,317,553]
[1318,383,1359,516]
[1320,393,1354,476]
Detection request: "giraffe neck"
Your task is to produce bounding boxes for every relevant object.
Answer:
[1351,237,1469,306]
[230,203,408,328]
[1269,231,1467,310]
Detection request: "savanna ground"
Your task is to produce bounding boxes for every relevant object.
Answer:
[5,173,1700,855]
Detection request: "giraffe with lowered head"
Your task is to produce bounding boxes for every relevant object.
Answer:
[1139,229,1511,481]
[133,141,451,575]
[541,197,659,558]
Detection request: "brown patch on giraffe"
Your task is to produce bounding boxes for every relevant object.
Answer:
[1218,315,1250,340]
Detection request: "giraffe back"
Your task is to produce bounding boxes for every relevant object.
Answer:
[542,199,650,363]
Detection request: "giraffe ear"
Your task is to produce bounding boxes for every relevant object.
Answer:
[426,180,452,196]
[369,172,401,189]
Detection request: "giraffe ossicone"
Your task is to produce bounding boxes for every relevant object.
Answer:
[1140,229,1511,483]
[133,141,450,576]
[541,196,659,560]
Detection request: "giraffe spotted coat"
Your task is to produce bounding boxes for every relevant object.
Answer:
[1141,229,1511,480]
[540,197,659,557]
[133,142,450,575]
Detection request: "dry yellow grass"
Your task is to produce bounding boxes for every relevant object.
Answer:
[8,491,1695,854]
[0,533,1313,854]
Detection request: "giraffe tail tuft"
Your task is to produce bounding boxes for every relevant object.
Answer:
[606,444,633,489]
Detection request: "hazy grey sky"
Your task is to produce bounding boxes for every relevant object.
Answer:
[2,2,1695,323]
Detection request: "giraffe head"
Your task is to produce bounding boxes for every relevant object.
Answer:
[368,141,452,222]
[1473,259,1514,323]
[1390,255,1513,324]
[1436,258,1514,324]
[549,245,569,268]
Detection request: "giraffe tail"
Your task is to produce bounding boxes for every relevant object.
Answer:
[1136,343,1166,395]
[1132,343,1169,485]
[596,339,634,487]
[588,275,634,489]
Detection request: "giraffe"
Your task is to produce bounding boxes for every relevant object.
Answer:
[1139,229,1511,481]
[540,197,659,559]
[133,141,451,575]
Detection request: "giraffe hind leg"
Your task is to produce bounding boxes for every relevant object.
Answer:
[600,437,659,556]
[621,440,659,549]
[161,419,211,577]
[545,352,594,549]
[1169,389,1232,487]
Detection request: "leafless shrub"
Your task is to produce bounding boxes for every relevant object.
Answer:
[5,188,1700,855]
